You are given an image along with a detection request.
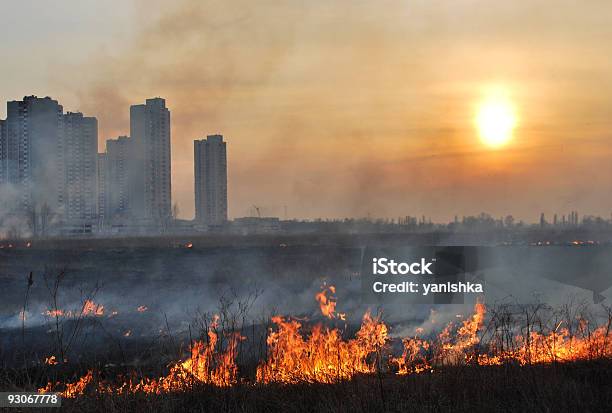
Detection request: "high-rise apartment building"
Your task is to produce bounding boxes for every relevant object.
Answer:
[0,119,6,186]
[3,96,64,216]
[105,136,131,221]
[60,112,98,225]
[194,135,227,227]
[96,153,107,225]
[129,98,171,222]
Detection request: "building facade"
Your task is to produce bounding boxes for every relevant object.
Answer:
[2,96,64,229]
[129,98,171,222]
[60,112,98,226]
[0,119,6,187]
[194,135,227,227]
[104,136,131,222]
[96,153,107,225]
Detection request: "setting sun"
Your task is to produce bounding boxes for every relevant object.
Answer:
[476,95,517,148]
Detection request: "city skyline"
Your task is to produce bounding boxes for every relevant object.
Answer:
[1,92,611,227]
[1,1,612,221]
[0,93,232,235]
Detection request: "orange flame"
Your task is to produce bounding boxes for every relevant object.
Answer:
[315,284,338,319]
[38,290,612,398]
[39,316,242,397]
[44,356,58,366]
[45,309,64,318]
[256,311,388,384]
[82,300,104,316]
[44,299,104,319]
[40,370,93,398]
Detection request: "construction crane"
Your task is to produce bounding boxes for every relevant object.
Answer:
[252,205,262,218]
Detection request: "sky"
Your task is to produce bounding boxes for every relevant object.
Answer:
[1,0,612,221]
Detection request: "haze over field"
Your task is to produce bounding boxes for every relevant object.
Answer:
[1,0,612,221]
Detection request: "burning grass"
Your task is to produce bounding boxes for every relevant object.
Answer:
[29,286,612,401]
[8,362,612,413]
[39,316,242,397]
[256,311,387,384]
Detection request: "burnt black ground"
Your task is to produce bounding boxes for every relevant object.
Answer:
[3,361,611,413]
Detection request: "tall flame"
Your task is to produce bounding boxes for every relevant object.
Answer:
[256,311,387,384]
